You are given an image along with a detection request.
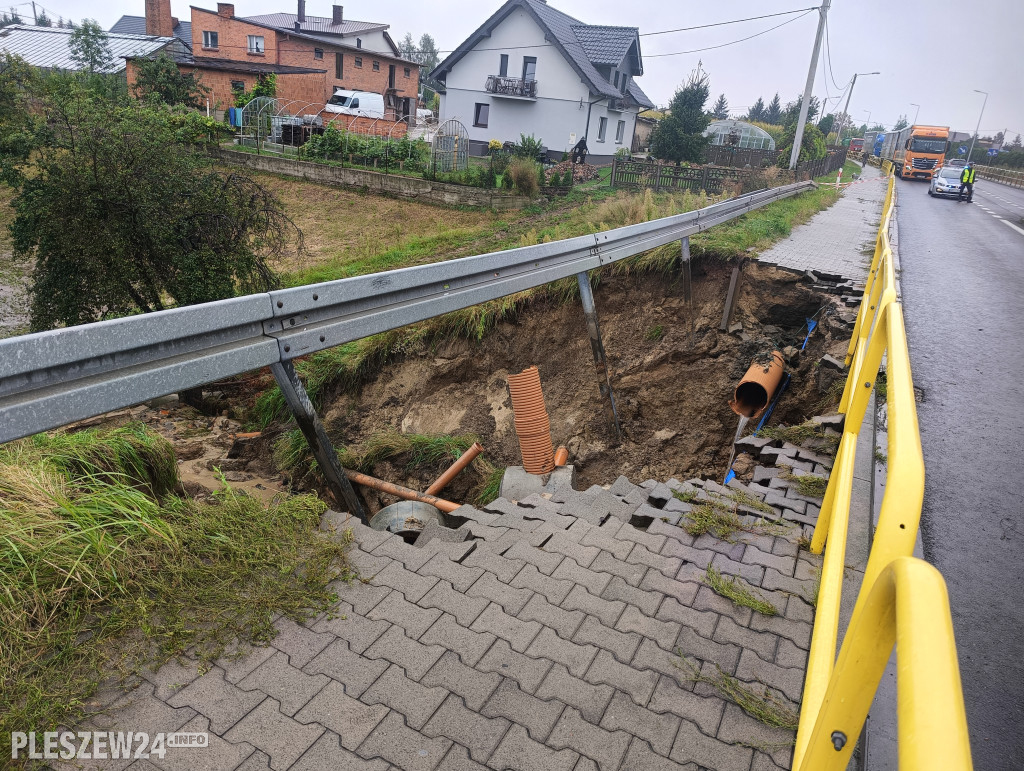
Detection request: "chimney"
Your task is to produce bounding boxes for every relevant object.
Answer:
[297,0,305,23]
[333,5,343,24]
[144,0,174,37]
[217,3,234,18]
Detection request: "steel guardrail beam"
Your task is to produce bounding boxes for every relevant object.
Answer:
[0,181,813,444]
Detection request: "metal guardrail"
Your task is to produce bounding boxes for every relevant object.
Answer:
[973,164,1024,189]
[0,181,814,445]
[792,171,972,769]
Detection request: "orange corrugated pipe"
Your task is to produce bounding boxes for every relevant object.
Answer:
[343,469,460,513]
[730,351,785,418]
[424,442,484,496]
[507,366,555,474]
[554,446,569,466]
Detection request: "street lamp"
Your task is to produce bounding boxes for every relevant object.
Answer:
[862,109,871,131]
[838,72,880,139]
[968,90,988,162]
[910,103,920,125]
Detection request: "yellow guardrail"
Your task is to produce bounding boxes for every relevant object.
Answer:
[792,170,973,770]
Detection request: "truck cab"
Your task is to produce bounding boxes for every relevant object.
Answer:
[893,125,950,181]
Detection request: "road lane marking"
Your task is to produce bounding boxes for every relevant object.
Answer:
[1000,220,1024,237]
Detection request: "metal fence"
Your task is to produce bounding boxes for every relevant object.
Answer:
[705,145,778,168]
[974,164,1024,189]
[791,170,972,770]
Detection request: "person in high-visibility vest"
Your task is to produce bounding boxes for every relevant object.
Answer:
[958,163,976,202]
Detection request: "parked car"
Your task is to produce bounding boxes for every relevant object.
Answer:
[946,158,967,168]
[416,108,434,122]
[929,165,965,198]
[323,89,384,118]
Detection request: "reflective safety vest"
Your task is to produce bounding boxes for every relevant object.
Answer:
[961,167,976,184]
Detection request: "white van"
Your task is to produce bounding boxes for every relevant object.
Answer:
[324,89,385,118]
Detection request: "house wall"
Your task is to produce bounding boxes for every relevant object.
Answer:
[340,29,392,55]
[191,7,278,60]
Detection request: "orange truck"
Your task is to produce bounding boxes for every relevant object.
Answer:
[879,124,950,180]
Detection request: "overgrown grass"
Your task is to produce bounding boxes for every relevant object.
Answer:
[704,566,778,616]
[1,424,353,740]
[476,467,505,507]
[674,656,799,732]
[758,420,840,456]
[779,468,829,498]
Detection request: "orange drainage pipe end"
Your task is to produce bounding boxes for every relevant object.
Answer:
[343,469,461,513]
[424,442,484,496]
[507,366,556,475]
[729,351,785,418]
[554,446,569,466]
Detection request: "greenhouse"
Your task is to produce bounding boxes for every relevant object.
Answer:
[704,120,776,150]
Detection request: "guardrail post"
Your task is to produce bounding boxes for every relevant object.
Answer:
[576,272,622,440]
[719,259,743,331]
[270,361,368,523]
[680,237,692,307]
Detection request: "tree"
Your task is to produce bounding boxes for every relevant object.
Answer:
[783,94,819,127]
[893,114,909,131]
[36,10,52,26]
[234,73,276,107]
[416,34,440,74]
[711,93,728,120]
[398,33,416,60]
[0,9,23,27]
[69,19,114,73]
[816,113,835,137]
[765,93,782,125]
[649,68,711,165]
[994,131,1005,147]
[9,90,298,330]
[777,123,826,164]
[1012,134,1022,149]
[132,53,209,109]
[746,97,765,122]
[0,53,36,181]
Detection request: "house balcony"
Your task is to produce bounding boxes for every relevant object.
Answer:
[607,97,626,112]
[485,75,538,99]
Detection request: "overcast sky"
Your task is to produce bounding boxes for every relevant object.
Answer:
[29,0,1024,140]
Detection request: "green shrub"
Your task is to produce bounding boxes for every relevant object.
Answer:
[514,133,544,159]
[508,157,540,196]
[548,171,561,187]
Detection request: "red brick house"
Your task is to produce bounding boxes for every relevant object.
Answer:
[120,0,420,121]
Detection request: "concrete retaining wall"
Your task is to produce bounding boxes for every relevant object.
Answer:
[211,147,534,210]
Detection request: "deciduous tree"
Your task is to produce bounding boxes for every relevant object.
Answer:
[132,53,210,109]
[68,19,114,73]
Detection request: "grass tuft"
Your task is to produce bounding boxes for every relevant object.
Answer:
[680,498,789,542]
[703,566,778,616]
[675,656,799,732]
[645,324,665,342]
[475,467,505,507]
[778,467,829,498]
[758,421,840,457]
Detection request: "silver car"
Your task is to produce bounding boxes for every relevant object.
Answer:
[929,165,965,198]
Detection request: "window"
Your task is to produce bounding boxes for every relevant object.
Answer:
[474,103,489,128]
[615,120,625,143]
[355,57,362,67]
[372,60,380,71]
[522,56,536,82]
[335,52,343,79]
[597,116,608,142]
[356,38,362,48]
[202,30,218,48]
[247,35,264,54]
[404,67,410,77]
[613,70,620,88]
[499,54,508,77]
[314,47,323,59]
[621,74,629,93]
[230,80,245,92]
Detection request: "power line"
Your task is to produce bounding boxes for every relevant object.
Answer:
[822,15,844,91]
[644,10,816,58]
[639,7,819,38]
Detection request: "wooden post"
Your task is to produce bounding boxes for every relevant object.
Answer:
[720,260,743,332]
[270,361,368,522]
[610,158,617,187]
[576,272,622,440]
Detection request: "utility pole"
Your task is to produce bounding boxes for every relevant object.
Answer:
[968,89,988,162]
[789,0,830,169]
[911,103,921,125]
[834,71,880,145]
[31,1,37,24]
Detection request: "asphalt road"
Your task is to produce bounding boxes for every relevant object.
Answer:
[896,176,1024,768]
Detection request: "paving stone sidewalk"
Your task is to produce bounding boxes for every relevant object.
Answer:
[61,445,833,771]
[757,162,886,282]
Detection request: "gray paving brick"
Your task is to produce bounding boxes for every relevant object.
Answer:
[657,538,715,569]
[648,675,724,737]
[511,563,575,605]
[639,569,699,606]
[167,667,263,735]
[294,680,389,751]
[675,559,709,585]
[691,535,745,561]
[374,536,435,571]
[619,737,692,771]
[548,707,630,771]
[601,576,662,617]
[562,584,624,628]
[751,612,812,650]
[578,526,633,561]
[572,614,642,663]
[150,714,253,771]
[470,603,542,653]
[421,613,497,667]
[615,604,681,652]
[536,664,614,724]
[421,539,476,563]
[418,580,490,628]
[356,710,453,771]
[422,651,501,711]
[238,651,329,716]
[84,682,195,766]
[795,556,821,581]
[342,520,395,553]
[741,543,797,577]
[630,637,690,687]
[481,678,564,742]
[584,649,659,707]
[647,517,695,546]
[518,593,585,639]
[775,637,810,669]
[489,724,578,771]
[436,745,489,771]
[626,543,682,578]
[418,553,485,593]
[450,503,501,526]
[372,589,444,638]
[764,490,808,515]
[290,730,391,770]
[613,520,667,553]
[360,664,449,730]
[710,552,765,585]
[751,750,791,771]
[476,638,552,694]
[304,638,389,698]
[223,697,325,771]
[717,703,794,769]
[215,642,277,686]
[574,756,599,771]
[591,551,646,587]
[551,557,614,595]
[364,625,447,680]
[140,656,203,701]
[784,595,815,624]
[761,566,812,596]
[329,579,391,616]
[234,749,273,771]
[542,531,601,567]
[371,561,439,603]
[526,626,599,677]
[312,602,389,654]
[270,617,335,669]
[735,648,804,703]
[669,719,753,771]
[504,540,565,575]
[713,616,779,663]
[457,521,510,543]
[692,585,753,627]
[423,693,511,762]
[467,572,534,616]
[600,689,680,757]
[348,548,394,580]
[675,626,741,675]
[770,537,799,558]
[655,598,718,639]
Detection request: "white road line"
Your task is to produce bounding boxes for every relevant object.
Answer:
[1000,219,1024,237]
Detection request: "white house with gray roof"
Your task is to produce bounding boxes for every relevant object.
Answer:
[429,0,653,163]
